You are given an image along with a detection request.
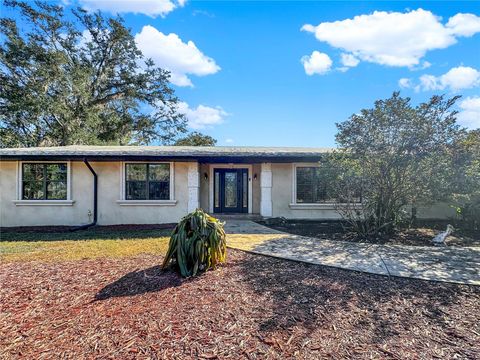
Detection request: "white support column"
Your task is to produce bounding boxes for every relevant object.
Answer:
[187,162,200,213]
[260,162,273,217]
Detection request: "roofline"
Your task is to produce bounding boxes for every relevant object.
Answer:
[0,154,325,163]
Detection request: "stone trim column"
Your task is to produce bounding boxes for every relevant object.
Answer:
[187,162,200,213]
[260,162,273,217]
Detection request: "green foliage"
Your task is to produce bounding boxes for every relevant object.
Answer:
[453,196,480,231]
[450,130,480,230]
[332,92,465,236]
[0,0,186,147]
[162,209,227,277]
[174,132,217,146]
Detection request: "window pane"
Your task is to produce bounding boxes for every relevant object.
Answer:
[214,172,220,208]
[149,181,169,200]
[23,180,44,200]
[149,164,169,181]
[224,172,237,208]
[22,163,68,200]
[126,181,147,200]
[313,168,327,202]
[46,164,67,181]
[296,167,337,203]
[354,189,362,203]
[47,181,67,200]
[126,164,147,181]
[296,167,314,203]
[242,171,248,208]
[23,164,44,181]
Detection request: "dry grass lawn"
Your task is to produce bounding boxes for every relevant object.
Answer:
[0,229,171,262]
[0,228,283,263]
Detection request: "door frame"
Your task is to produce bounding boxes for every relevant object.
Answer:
[213,168,248,213]
[209,164,253,214]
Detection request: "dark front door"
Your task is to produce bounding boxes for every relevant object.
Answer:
[214,169,248,213]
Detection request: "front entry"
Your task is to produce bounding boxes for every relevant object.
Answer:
[213,168,248,213]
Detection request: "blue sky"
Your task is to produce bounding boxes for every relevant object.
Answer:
[37,1,480,146]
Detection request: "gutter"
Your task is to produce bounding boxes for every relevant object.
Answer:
[70,159,97,231]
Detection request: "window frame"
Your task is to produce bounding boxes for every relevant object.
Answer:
[292,163,336,205]
[14,161,73,205]
[290,163,362,209]
[118,161,176,205]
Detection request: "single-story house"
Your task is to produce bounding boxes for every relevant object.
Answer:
[0,146,453,227]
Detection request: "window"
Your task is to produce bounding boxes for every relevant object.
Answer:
[295,165,362,204]
[22,163,68,200]
[125,163,170,200]
[296,166,333,203]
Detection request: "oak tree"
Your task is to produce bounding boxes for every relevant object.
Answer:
[0,0,186,147]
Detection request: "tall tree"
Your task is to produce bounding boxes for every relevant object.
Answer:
[174,132,217,146]
[332,92,465,236]
[0,0,186,148]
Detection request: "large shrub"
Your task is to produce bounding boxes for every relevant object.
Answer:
[451,130,480,230]
[162,209,227,277]
[332,92,465,237]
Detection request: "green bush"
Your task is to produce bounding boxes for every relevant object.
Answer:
[161,209,227,277]
[454,195,480,231]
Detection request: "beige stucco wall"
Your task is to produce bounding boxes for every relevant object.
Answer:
[270,163,455,220]
[271,163,343,219]
[1,161,94,227]
[252,164,261,214]
[199,163,210,211]
[0,161,191,227]
[94,162,189,225]
[0,160,456,227]
[409,203,457,219]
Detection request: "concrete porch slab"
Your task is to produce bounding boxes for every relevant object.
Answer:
[224,220,480,286]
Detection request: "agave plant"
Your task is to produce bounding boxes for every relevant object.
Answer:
[161,209,227,277]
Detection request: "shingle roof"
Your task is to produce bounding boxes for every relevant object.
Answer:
[0,145,333,162]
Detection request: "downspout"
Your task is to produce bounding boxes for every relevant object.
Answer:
[70,158,97,231]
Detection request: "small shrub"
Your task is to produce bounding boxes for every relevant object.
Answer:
[161,209,227,277]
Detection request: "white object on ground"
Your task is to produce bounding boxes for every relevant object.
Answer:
[432,224,454,245]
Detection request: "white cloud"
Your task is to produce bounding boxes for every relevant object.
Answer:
[135,25,220,87]
[446,13,480,37]
[411,61,432,71]
[399,66,480,92]
[457,96,480,129]
[78,0,185,18]
[302,9,480,68]
[225,138,234,144]
[398,78,412,88]
[418,66,480,92]
[301,51,332,75]
[177,102,228,129]
[340,53,359,67]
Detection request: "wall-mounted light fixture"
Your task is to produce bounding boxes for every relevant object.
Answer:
[253,173,257,180]
[204,172,208,181]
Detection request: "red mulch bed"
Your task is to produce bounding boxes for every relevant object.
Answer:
[259,220,480,247]
[1,250,479,359]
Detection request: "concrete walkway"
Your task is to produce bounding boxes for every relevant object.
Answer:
[224,220,480,286]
